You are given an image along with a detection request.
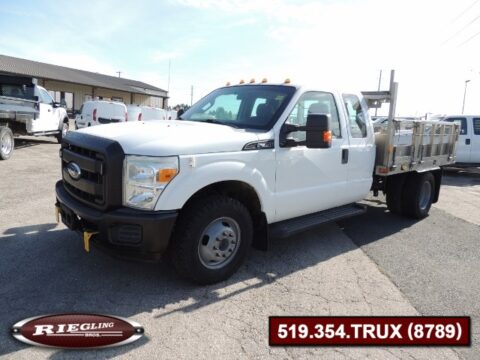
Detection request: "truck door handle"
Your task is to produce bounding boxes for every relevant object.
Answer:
[466,138,470,145]
[342,149,349,164]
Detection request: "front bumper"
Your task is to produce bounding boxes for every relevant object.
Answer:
[55,180,178,261]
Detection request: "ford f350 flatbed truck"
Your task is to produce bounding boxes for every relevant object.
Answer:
[0,75,69,160]
[55,71,459,284]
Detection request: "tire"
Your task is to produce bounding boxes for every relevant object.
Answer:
[385,175,405,215]
[402,172,435,219]
[0,126,14,160]
[56,120,69,143]
[170,195,253,284]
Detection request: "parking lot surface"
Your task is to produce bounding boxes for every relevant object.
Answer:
[0,137,478,359]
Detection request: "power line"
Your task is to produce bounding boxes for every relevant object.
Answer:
[451,0,480,23]
[458,29,480,46]
[442,14,480,44]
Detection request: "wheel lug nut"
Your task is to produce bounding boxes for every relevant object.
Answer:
[213,246,218,250]
[222,254,226,258]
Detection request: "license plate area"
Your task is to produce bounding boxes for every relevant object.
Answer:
[58,205,81,230]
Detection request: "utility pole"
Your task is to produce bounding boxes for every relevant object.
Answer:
[462,79,470,114]
[116,71,122,78]
[167,60,171,92]
[190,85,194,106]
[375,69,382,117]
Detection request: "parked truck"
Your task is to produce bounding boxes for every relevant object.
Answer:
[0,75,69,160]
[55,72,459,284]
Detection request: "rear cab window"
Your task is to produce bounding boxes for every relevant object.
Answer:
[473,118,480,135]
[444,117,468,135]
[343,94,367,138]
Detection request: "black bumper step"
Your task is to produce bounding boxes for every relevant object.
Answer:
[269,203,366,239]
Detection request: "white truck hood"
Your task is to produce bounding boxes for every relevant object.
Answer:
[78,120,260,156]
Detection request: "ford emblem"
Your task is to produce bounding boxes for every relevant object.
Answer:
[66,162,82,180]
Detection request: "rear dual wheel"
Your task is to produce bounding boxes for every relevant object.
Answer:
[386,172,435,219]
[402,172,435,219]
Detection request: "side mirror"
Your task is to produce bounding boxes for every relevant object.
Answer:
[53,102,62,108]
[305,114,332,149]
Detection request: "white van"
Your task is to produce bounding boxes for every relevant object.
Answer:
[75,101,127,129]
[127,105,166,122]
[444,115,480,165]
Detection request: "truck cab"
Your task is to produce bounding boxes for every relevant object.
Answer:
[55,80,457,284]
[443,115,480,166]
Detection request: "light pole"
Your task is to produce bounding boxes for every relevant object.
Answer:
[462,79,470,114]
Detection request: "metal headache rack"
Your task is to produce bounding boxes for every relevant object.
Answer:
[362,70,460,176]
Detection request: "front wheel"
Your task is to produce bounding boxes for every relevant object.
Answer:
[170,195,253,284]
[0,126,14,160]
[56,121,69,143]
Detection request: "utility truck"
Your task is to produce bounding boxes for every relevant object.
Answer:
[55,71,459,284]
[0,75,69,160]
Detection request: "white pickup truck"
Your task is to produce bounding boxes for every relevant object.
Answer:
[55,72,459,284]
[0,75,69,160]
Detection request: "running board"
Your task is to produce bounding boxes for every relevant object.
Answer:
[30,130,60,136]
[269,204,366,239]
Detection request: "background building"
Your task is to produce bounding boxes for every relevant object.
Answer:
[0,54,168,116]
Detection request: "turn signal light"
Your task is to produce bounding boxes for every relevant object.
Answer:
[261,78,268,83]
[284,78,291,84]
[239,79,245,84]
[323,130,332,143]
[157,168,177,183]
[249,78,255,83]
[226,81,231,86]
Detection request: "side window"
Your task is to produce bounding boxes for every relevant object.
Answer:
[343,94,367,138]
[39,88,54,104]
[445,117,467,135]
[473,118,480,135]
[285,91,341,142]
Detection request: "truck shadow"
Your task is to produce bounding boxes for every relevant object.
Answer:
[442,169,480,187]
[0,219,361,358]
[14,137,58,150]
[338,198,418,248]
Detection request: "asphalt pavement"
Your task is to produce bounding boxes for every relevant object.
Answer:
[0,136,476,359]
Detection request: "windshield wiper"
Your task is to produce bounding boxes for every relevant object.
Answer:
[194,119,240,128]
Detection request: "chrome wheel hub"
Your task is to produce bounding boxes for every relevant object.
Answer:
[1,133,12,154]
[198,217,241,269]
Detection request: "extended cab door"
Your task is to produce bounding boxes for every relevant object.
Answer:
[32,87,57,132]
[342,94,375,199]
[444,117,470,163]
[275,91,351,222]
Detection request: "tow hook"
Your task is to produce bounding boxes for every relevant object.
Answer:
[83,231,99,252]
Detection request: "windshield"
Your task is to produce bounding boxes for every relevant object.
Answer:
[180,85,296,130]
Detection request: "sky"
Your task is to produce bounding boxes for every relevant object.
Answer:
[1,0,480,116]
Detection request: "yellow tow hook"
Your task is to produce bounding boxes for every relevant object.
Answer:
[83,231,98,253]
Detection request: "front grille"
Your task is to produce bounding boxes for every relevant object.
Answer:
[62,144,105,206]
[60,132,124,210]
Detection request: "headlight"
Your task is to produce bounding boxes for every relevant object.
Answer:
[123,155,179,210]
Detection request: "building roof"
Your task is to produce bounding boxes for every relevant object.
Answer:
[0,54,167,97]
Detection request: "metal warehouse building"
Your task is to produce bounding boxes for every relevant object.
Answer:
[0,54,168,115]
